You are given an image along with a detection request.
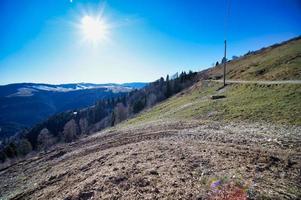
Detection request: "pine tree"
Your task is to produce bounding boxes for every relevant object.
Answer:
[165,75,172,98]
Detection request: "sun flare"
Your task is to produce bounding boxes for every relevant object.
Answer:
[80,15,108,44]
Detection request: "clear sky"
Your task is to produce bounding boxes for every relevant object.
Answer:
[0,0,300,85]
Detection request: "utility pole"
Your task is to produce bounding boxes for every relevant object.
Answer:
[223,40,227,87]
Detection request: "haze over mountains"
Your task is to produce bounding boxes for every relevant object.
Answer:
[0,82,146,140]
[1,0,300,198]
[0,36,300,199]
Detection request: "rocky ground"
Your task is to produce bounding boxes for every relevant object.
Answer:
[0,119,300,200]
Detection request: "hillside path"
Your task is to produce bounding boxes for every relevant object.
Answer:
[210,79,301,85]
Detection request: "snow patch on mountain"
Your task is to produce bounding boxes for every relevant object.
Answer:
[7,88,38,97]
[5,83,142,97]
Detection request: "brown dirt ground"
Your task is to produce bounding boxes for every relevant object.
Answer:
[0,119,300,200]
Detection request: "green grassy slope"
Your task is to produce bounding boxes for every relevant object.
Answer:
[126,82,301,126]
[207,37,301,80]
[125,37,301,126]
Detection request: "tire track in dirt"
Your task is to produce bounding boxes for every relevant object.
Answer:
[0,120,300,199]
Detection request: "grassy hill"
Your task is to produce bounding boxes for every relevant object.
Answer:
[0,37,300,200]
[125,82,301,126]
[207,37,301,81]
[125,37,301,127]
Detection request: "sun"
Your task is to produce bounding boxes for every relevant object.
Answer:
[80,15,108,44]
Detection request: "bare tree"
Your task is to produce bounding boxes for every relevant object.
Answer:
[79,118,89,134]
[37,128,56,151]
[146,93,157,107]
[63,119,79,142]
[113,103,128,125]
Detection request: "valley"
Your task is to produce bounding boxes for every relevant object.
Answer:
[0,83,146,140]
[1,1,300,199]
[0,37,300,200]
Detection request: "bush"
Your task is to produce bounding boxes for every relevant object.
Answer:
[4,143,17,158]
[0,151,7,162]
[17,139,32,156]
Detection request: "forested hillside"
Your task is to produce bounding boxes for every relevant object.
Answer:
[0,72,198,162]
[0,83,146,140]
[0,36,301,200]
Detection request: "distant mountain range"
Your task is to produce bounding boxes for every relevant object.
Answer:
[0,82,147,140]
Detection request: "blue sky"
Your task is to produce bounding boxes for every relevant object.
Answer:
[0,0,300,85]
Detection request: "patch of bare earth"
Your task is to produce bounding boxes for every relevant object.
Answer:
[0,120,300,200]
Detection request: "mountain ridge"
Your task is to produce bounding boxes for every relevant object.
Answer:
[0,82,147,140]
[0,36,300,199]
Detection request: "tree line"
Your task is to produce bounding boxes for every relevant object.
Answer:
[0,71,198,163]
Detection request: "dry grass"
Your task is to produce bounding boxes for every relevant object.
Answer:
[207,37,301,81]
[124,81,301,126]
[0,120,300,199]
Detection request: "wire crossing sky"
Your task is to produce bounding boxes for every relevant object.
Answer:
[0,0,300,84]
